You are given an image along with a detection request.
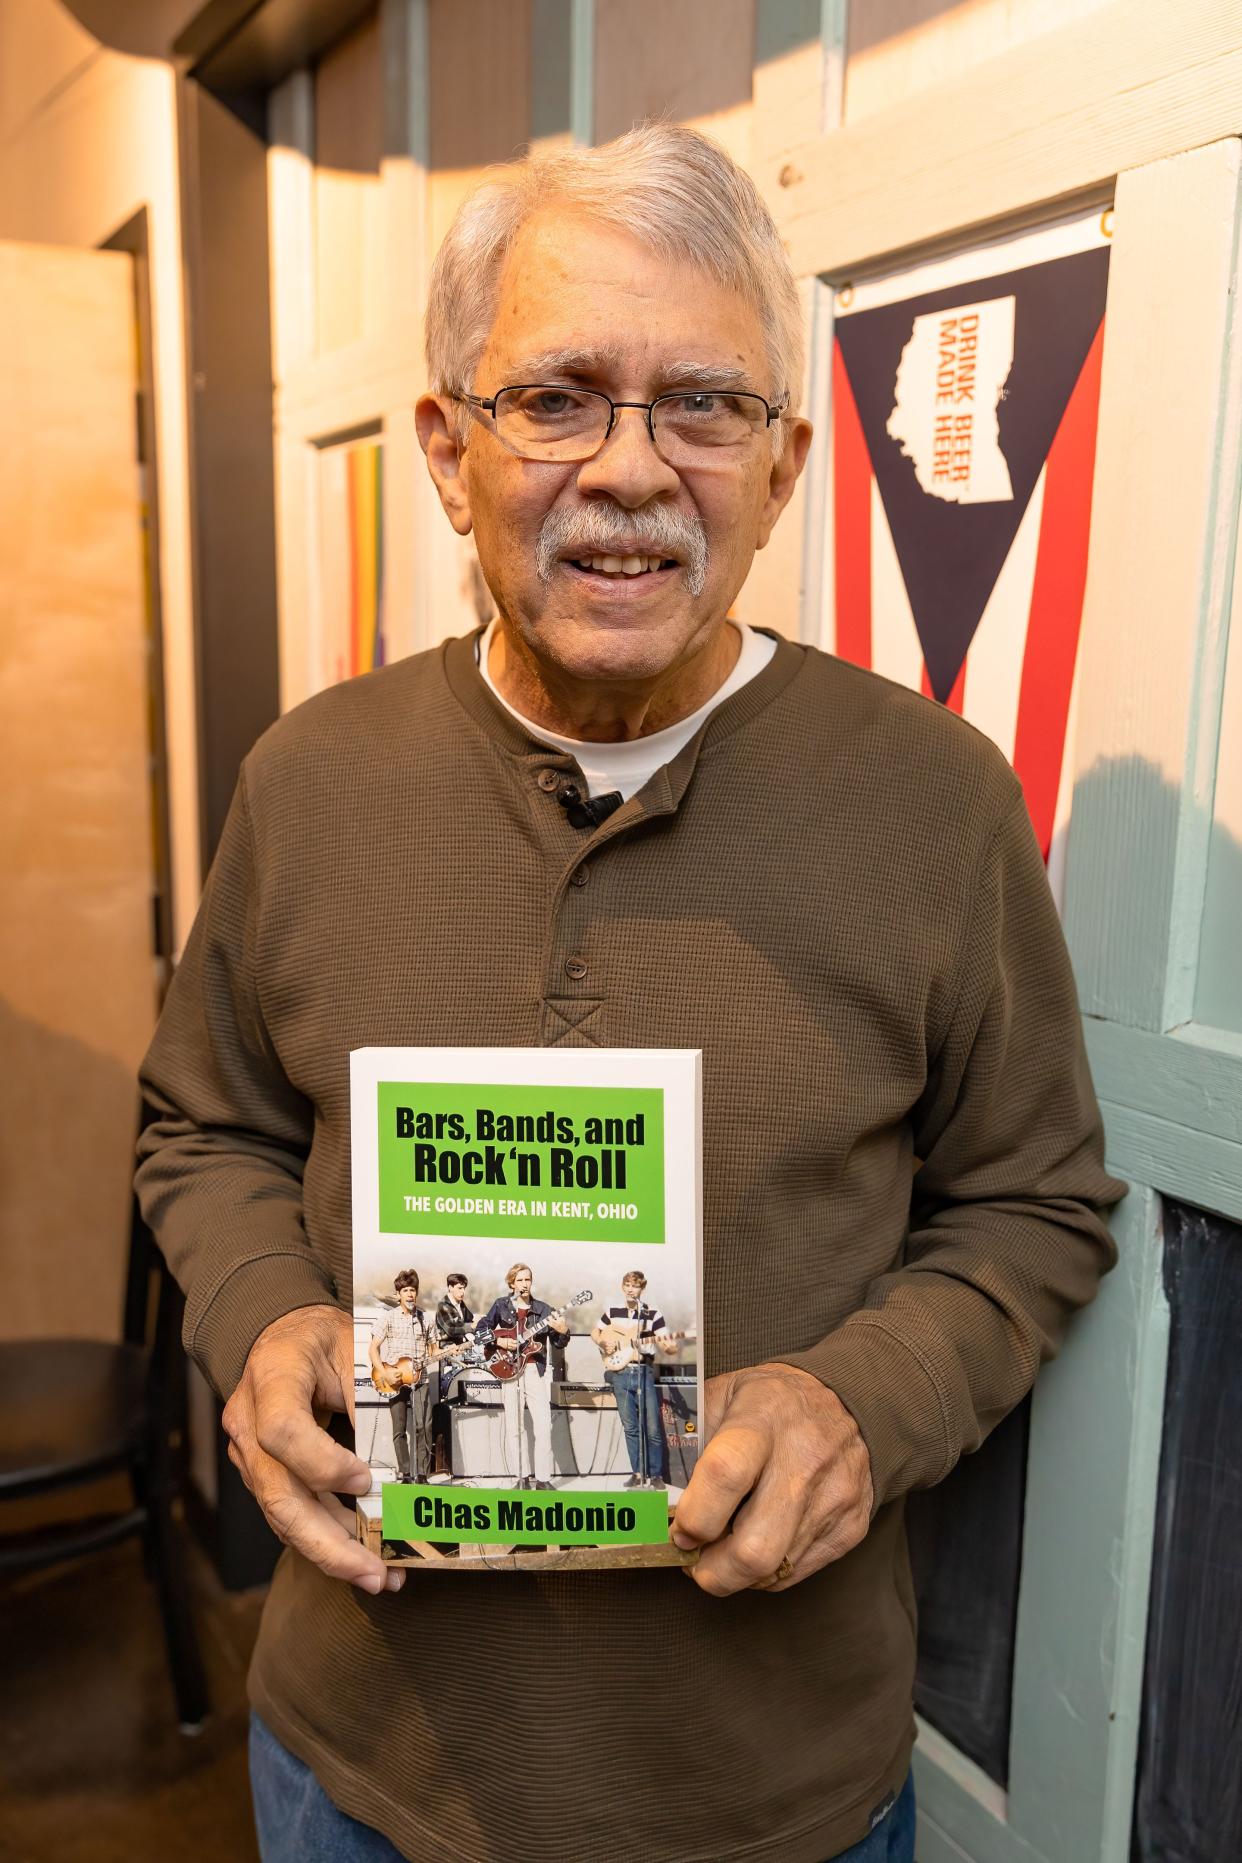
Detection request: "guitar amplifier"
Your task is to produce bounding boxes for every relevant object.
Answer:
[554,1381,614,1408]
[457,1375,505,1408]
[353,1378,393,1467]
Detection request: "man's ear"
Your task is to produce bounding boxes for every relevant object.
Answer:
[755,416,814,551]
[416,393,473,536]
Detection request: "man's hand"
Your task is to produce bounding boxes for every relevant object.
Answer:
[222,1304,403,1596]
[671,1363,873,1597]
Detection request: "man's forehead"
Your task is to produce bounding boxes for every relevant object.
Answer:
[483,212,766,387]
[501,344,757,393]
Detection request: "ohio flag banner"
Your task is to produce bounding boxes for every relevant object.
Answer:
[831,217,1111,879]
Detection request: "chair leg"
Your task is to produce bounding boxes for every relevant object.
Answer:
[146,1493,210,1732]
[131,1461,155,1580]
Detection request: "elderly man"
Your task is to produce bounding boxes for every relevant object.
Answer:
[137,124,1123,1863]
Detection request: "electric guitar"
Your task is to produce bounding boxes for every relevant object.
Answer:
[485,1291,593,1381]
[600,1324,696,1373]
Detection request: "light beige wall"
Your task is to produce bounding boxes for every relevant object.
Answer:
[0,0,200,953]
[842,0,1114,123]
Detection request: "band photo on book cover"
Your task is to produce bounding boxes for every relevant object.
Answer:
[349,1049,702,1564]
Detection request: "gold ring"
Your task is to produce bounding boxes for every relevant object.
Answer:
[774,1555,794,1582]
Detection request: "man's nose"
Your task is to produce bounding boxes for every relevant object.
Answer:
[574,405,681,505]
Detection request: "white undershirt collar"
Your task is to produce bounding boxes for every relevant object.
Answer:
[477,618,775,800]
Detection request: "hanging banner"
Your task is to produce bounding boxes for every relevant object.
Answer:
[830,213,1111,881]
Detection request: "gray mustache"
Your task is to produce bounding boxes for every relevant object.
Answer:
[536,505,709,596]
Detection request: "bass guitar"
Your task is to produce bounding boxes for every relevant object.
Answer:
[370,1338,473,1396]
[485,1291,593,1381]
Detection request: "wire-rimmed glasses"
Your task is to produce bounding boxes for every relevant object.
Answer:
[453,384,784,465]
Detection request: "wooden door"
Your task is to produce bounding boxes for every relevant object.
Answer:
[0,240,155,1341]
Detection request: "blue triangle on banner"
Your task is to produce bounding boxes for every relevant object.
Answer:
[835,245,1110,702]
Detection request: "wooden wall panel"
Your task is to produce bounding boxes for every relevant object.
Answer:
[530,0,574,150]
[1194,526,1242,1035]
[0,241,154,1341]
[314,6,386,354]
[593,0,756,162]
[428,0,533,255]
[1064,140,1241,1031]
[181,81,281,866]
[843,0,1113,126]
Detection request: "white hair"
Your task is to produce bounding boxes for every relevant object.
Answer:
[425,122,803,454]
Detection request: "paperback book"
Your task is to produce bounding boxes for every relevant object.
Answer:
[349,1047,702,1566]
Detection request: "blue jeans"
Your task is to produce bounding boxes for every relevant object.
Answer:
[251,1715,406,1862]
[838,1772,916,1860]
[606,1363,667,1479]
[250,1713,915,1861]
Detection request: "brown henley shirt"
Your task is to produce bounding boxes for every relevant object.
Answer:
[136,630,1124,1863]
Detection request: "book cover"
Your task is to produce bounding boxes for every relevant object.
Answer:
[349,1047,702,1567]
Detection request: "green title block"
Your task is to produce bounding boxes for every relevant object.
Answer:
[381,1483,670,1546]
[376,1081,665,1242]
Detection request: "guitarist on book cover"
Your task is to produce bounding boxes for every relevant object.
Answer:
[481,1263,569,1489]
[433,1272,475,1406]
[368,1270,435,1485]
[593,1272,678,1490]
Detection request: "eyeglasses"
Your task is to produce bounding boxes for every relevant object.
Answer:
[453,384,784,465]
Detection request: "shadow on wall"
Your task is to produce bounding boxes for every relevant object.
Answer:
[845,0,985,62]
[1063,750,1242,1031]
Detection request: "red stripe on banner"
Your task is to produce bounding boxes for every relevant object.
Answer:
[833,341,871,667]
[1012,320,1106,857]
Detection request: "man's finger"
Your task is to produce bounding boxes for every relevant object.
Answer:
[251,1385,372,1496]
[226,1435,255,1494]
[684,1463,802,1596]
[318,1492,406,1592]
[671,1419,769,1548]
[254,1460,390,1593]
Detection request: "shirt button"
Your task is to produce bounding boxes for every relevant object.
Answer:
[569,867,590,888]
[537,769,560,792]
[564,956,588,980]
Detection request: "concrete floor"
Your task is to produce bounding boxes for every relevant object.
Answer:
[0,1533,264,1862]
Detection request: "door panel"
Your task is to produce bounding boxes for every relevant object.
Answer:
[0,239,155,1340]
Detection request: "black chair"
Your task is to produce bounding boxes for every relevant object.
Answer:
[0,1182,209,1730]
